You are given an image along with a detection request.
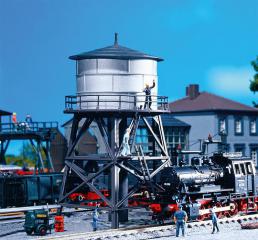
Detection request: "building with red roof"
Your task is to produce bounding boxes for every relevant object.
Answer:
[169,84,258,165]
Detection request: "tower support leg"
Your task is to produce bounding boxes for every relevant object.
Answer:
[110,118,119,229]
[119,169,128,222]
[0,140,5,164]
[111,164,119,229]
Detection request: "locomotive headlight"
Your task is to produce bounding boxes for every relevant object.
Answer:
[164,183,171,186]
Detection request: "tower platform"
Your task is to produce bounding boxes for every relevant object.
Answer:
[64,93,169,115]
[0,122,58,141]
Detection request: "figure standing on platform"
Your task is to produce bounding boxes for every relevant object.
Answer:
[121,128,131,156]
[143,80,155,109]
[12,112,17,131]
[25,114,33,123]
[25,114,33,130]
[210,208,219,234]
[174,205,188,237]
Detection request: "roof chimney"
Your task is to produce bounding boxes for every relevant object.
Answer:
[186,84,199,100]
[186,86,189,96]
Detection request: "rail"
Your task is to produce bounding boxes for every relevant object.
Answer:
[0,204,61,214]
[38,213,258,240]
[65,93,169,111]
[0,121,58,134]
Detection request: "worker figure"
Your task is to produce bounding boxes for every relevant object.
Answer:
[92,206,99,231]
[25,114,33,130]
[174,205,188,237]
[121,128,131,156]
[210,208,219,234]
[12,112,18,131]
[143,80,155,109]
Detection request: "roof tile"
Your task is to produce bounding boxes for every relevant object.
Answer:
[169,92,258,113]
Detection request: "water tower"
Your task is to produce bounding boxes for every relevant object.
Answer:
[59,34,170,228]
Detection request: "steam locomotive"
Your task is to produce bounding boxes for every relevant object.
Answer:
[150,152,258,221]
[66,137,258,222]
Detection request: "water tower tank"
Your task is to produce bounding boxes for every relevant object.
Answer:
[69,34,163,110]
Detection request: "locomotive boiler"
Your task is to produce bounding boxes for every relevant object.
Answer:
[160,165,224,194]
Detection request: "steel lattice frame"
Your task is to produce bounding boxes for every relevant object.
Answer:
[0,122,57,172]
[59,110,170,228]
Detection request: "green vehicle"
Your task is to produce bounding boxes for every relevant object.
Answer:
[24,209,53,236]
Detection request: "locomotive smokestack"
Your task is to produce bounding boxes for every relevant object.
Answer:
[114,33,118,47]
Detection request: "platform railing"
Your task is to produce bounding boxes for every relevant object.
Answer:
[65,93,169,111]
[0,121,58,134]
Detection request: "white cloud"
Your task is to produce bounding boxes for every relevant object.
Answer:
[207,66,253,97]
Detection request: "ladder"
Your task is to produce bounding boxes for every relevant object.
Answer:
[128,115,140,151]
[135,145,149,183]
[135,145,156,199]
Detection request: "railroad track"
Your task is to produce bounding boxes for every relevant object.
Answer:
[39,213,258,240]
[0,211,24,219]
[0,206,88,222]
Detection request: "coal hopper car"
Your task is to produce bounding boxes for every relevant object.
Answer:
[0,173,63,208]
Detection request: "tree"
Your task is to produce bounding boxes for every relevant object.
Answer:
[250,56,258,107]
[6,141,47,168]
[22,142,38,166]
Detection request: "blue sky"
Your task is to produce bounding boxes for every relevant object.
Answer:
[0,0,258,127]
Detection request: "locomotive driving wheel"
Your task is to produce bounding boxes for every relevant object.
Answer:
[197,205,210,221]
[197,205,206,221]
[228,201,238,217]
[215,202,224,218]
[222,202,230,217]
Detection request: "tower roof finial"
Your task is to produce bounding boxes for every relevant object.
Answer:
[114,33,118,46]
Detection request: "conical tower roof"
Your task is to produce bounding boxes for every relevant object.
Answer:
[69,33,163,61]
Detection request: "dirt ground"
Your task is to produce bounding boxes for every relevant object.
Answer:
[1,209,258,239]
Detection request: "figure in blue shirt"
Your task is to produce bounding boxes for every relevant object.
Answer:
[174,205,188,237]
[92,204,100,231]
[210,208,219,234]
[25,114,33,130]
[25,114,33,123]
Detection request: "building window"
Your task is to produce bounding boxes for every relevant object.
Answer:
[250,144,258,167]
[235,118,243,135]
[136,127,189,155]
[136,128,149,152]
[218,118,227,134]
[250,118,257,135]
[218,143,230,153]
[251,150,257,166]
[165,127,187,151]
[234,144,245,156]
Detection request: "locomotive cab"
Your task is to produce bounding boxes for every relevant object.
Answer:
[230,158,256,195]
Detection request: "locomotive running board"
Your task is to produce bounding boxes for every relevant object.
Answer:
[189,188,234,195]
